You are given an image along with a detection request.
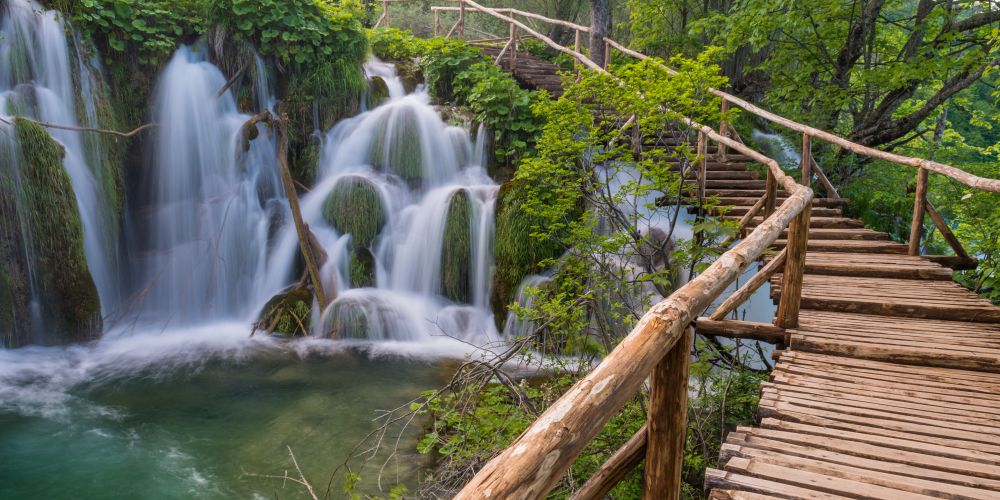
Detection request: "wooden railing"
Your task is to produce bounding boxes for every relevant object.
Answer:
[376,1,1000,497]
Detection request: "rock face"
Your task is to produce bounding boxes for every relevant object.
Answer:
[0,119,102,347]
[441,189,472,303]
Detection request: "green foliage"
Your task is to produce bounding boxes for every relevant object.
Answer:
[72,0,208,65]
[419,38,489,102]
[453,61,545,169]
[209,0,366,67]
[369,27,427,62]
[349,247,376,288]
[441,190,472,303]
[322,175,387,248]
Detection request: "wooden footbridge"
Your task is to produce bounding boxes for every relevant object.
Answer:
[378,2,1000,498]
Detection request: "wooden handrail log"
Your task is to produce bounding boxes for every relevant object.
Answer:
[695,319,787,343]
[458,0,604,72]
[456,182,813,499]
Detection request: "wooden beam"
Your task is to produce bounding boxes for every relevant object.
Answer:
[925,255,978,270]
[698,131,708,205]
[810,156,842,200]
[775,204,811,329]
[644,327,692,500]
[718,99,729,162]
[801,133,811,188]
[909,167,928,256]
[764,169,777,218]
[695,318,787,343]
[709,248,787,320]
[571,425,647,500]
[925,201,972,261]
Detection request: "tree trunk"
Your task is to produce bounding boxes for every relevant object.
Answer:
[589,0,610,68]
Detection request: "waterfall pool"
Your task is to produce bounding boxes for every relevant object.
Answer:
[0,324,465,499]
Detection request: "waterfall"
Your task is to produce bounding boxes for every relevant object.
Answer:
[127,46,285,325]
[268,58,501,343]
[0,0,121,316]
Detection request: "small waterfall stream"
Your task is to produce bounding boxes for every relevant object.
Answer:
[127,46,285,326]
[0,0,121,318]
[268,59,501,343]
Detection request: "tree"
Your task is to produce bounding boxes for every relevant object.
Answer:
[590,0,611,67]
[711,0,1000,149]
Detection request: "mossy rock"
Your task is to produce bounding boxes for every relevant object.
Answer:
[367,76,390,108]
[321,298,369,340]
[11,119,102,344]
[322,175,386,248]
[369,106,423,181]
[349,247,376,288]
[259,287,313,336]
[441,189,472,303]
[490,181,567,326]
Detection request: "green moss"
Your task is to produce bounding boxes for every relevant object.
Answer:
[322,175,386,248]
[367,76,390,109]
[349,247,376,288]
[14,118,102,343]
[259,287,312,336]
[0,264,13,344]
[441,189,472,303]
[322,299,369,340]
[370,106,423,181]
[490,181,566,323]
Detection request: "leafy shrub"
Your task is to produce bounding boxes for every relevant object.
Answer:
[369,27,427,62]
[72,0,208,65]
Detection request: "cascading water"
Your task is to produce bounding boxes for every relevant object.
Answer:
[0,0,121,320]
[267,59,501,343]
[126,46,285,325]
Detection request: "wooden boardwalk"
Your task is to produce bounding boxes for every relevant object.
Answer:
[699,155,1000,498]
[469,44,1000,497]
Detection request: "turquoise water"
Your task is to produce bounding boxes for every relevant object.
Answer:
[0,324,458,499]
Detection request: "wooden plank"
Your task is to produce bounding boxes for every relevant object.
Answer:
[721,444,995,499]
[727,431,1000,490]
[704,469,851,499]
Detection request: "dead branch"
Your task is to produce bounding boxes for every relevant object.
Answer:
[0,116,157,138]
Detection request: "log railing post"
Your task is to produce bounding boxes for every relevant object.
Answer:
[697,131,707,206]
[718,99,729,163]
[434,10,441,37]
[775,203,811,329]
[382,0,389,27]
[801,133,811,188]
[603,43,611,70]
[509,22,517,67]
[909,167,928,256]
[458,0,466,38]
[764,168,777,218]
[643,326,692,500]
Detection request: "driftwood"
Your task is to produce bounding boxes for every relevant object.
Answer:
[241,111,330,314]
[0,116,157,138]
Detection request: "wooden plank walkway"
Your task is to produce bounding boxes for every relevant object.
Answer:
[481,57,1000,496]
[700,154,1000,498]
[473,45,565,96]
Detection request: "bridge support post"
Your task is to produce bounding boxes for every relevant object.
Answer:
[801,133,811,187]
[459,1,466,38]
[697,131,707,208]
[434,11,441,37]
[776,203,811,329]
[764,168,777,218]
[718,99,728,163]
[909,167,928,256]
[643,326,691,500]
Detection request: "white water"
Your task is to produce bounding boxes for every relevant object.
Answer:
[128,46,285,325]
[268,59,501,344]
[0,0,121,315]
